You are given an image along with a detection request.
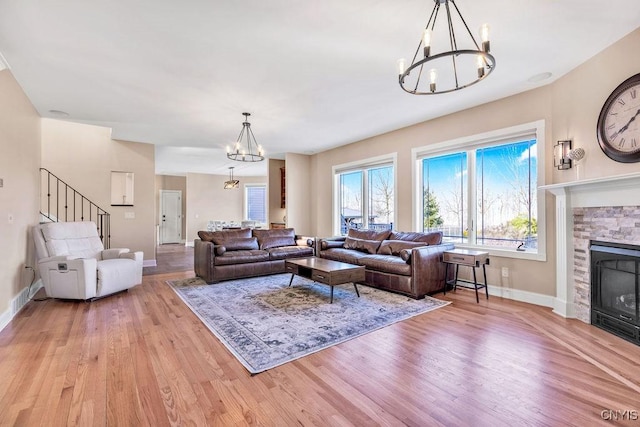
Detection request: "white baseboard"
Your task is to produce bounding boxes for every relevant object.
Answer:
[143,259,157,267]
[552,298,576,319]
[487,285,555,309]
[185,241,194,247]
[0,279,44,333]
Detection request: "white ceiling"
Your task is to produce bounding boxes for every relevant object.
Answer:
[1,1,639,177]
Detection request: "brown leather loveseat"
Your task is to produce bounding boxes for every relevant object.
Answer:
[194,227,314,283]
[318,229,453,299]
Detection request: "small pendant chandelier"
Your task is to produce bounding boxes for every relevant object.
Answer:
[226,112,265,162]
[223,166,239,189]
[398,0,495,95]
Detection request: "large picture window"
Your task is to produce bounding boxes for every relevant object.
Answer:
[416,121,545,259]
[334,156,395,235]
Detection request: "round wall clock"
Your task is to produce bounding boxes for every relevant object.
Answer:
[596,72,640,163]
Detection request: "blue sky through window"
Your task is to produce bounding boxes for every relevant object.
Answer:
[422,139,537,247]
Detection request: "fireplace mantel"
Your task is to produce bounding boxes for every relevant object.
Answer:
[541,172,640,318]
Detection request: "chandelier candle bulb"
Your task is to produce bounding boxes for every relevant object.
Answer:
[422,29,432,57]
[480,23,491,52]
[477,55,485,78]
[429,68,437,92]
[397,58,406,75]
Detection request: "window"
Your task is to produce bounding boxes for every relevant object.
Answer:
[423,152,467,241]
[334,155,396,235]
[245,184,266,223]
[415,121,545,259]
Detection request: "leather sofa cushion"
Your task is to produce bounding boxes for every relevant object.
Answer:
[344,237,381,254]
[359,255,412,276]
[218,237,259,251]
[320,248,369,265]
[253,228,295,248]
[260,235,296,249]
[215,245,226,256]
[378,240,426,256]
[389,231,443,245]
[347,228,391,241]
[214,250,270,265]
[267,246,314,260]
[198,228,252,244]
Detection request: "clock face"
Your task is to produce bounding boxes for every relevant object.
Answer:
[597,73,640,163]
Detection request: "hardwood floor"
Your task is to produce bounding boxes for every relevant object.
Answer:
[143,244,193,275]
[2,250,639,426]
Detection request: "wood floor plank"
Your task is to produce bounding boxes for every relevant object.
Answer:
[2,264,640,426]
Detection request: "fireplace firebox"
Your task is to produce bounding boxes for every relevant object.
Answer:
[590,241,640,345]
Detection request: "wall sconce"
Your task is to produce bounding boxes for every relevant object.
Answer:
[554,140,572,170]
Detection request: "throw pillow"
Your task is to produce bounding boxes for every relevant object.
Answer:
[347,228,392,241]
[344,237,382,254]
[260,236,296,249]
[321,240,345,250]
[378,240,426,256]
[197,231,216,242]
[400,249,412,263]
[220,237,259,251]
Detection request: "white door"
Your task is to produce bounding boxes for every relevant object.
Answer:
[160,190,182,244]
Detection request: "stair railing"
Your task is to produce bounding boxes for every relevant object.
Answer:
[40,168,111,248]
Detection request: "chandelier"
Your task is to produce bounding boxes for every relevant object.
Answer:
[223,166,239,189]
[398,0,495,95]
[226,112,265,162]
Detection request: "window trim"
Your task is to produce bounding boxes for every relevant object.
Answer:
[332,153,397,236]
[411,120,546,261]
[243,183,267,224]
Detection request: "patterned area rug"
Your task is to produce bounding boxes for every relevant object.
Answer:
[167,274,450,374]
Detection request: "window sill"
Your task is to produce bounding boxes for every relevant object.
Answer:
[452,244,546,262]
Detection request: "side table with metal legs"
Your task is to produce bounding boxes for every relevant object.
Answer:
[443,249,490,303]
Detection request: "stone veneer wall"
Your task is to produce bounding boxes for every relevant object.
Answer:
[572,206,640,323]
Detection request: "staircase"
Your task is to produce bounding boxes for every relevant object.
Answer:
[40,168,111,248]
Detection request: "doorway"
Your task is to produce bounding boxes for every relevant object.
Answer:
[159,190,182,244]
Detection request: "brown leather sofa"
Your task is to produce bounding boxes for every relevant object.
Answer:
[318,229,454,299]
[194,227,314,283]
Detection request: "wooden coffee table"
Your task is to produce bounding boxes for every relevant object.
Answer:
[285,257,365,303]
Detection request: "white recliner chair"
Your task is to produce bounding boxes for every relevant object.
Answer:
[33,221,143,300]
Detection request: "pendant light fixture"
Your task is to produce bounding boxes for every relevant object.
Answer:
[226,112,265,162]
[398,0,495,95]
[223,166,239,189]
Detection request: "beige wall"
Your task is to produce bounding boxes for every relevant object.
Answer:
[0,70,41,318]
[285,153,312,236]
[156,175,187,242]
[551,28,640,183]
[309,27,640,298]
[40,120,156,263]
[185,172,267,243]
[268,159,286,225]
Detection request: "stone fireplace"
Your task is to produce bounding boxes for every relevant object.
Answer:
[543,172,640,321]
[573,206,640,322]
